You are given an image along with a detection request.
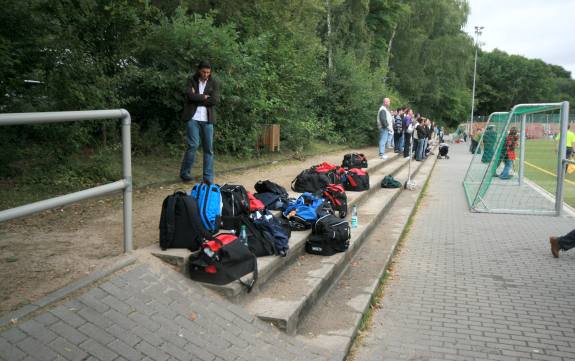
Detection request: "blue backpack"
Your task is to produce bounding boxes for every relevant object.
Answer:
[190,183,222,233]
[282,192,326,230]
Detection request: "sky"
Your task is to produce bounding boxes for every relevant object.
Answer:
[463,0,575,79]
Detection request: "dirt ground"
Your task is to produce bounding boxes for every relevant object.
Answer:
[0,146,378,316]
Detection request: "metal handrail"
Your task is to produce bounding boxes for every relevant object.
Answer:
[0,110,133,252]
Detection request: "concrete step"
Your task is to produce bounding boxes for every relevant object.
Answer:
[149,152,407,299]
[296,153,438,360]
[241,154,432,334]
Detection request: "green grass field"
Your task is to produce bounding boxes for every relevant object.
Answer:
[524,139,575,208]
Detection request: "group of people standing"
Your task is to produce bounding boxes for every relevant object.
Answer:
[378,98,440,162]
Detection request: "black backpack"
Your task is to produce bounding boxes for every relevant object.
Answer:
[305,214,351,256]
[341,153,368,169]
[237,216,278,257]
[188,234,258,292]
[159,191,211,251]
[220,184,251,230]
[254,180,289,198]
[291,169,331,193]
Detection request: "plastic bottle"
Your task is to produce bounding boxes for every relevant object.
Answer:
[239,225,249,247]
[351,205,358,229]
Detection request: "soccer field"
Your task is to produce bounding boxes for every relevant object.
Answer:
[524,139,575,208]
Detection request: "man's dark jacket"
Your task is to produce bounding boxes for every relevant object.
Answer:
[181,74,220,123]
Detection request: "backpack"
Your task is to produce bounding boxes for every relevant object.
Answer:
[159,191,211,251]
[291,169,331,193]
[188,233,258,292]
[394,115,403,133]
[220,184,250,230]
[190,183,222,233]
[343,168,370,191]
[305,214,351,256]
[252,211,291,257]
[254,180,289,198]
[321,184,348,218]
[237,216,278,257]
[381,175,402,188]
[282,192,326,230]
[341,153,368,169]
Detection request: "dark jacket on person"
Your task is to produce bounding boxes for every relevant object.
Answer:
[416,123,427,139]
[181,74,220,123]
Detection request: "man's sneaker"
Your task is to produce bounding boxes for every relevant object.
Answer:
[380,155,388,160]
[404,156,411,159]
[180,174,194,183]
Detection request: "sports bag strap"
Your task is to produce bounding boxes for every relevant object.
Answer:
[244,217,278,255]
[165,195,177,244]
[291,176,298,192]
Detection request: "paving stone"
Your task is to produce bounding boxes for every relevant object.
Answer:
[353,144,575,361]
[0,337,26,361]
[1,327,27,344]
[78,322,115,346]
[107,339,143,361]
[18,319,58,344]
[49,321,87,345]
[48,336,89,361]
[79,339,118,361]
[16,337,58,361]
[50,305,86,328]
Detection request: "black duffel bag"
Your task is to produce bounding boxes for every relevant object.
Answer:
[189,234,258,292]
[291,169,331,193]
[305,214,351,256]
[342,153,368,169]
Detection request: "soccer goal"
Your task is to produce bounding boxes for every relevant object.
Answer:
[463,102,570,215]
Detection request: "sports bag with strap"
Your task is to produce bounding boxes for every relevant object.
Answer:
[190,183,222,233]
[341,153,368,169]
[220,184,250,230]
[252,211,291,257]
[343,168,370,192]
[291,169,331,193]
[321,184,348,218]
[159,191,212,251]
[311,162,345,184]
[282,192,327,230]
[236,215,278,257]
[188,233,258,292]
[305,213,351,256]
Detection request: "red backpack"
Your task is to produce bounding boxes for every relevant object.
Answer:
[322,184,348,218]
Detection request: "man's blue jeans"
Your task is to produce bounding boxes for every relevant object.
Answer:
[415,139,425,161]
[499,159,513,179]
[379,128,390,157]
[180,119,214,183]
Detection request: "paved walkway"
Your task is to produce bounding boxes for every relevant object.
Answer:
[0,257,328,361]
[353,142,575,361]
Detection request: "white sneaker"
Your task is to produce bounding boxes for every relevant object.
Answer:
[380,155,388,160]
[404,156,411,159]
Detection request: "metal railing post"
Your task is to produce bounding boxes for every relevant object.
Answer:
[0,109,133,253]
[556,101,570,215]
[121,110,133,252]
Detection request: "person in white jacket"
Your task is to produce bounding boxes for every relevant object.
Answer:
[377,97,394,160]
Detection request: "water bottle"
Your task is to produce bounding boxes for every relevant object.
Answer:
[351,205,358,229]
[239,225,248,247]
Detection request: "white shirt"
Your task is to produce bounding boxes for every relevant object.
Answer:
[192,80,208,122]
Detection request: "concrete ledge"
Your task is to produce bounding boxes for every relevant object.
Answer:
[244,155,426,333]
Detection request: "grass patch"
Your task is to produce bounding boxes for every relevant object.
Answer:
[0,141,349,210]
[524,139,575,207]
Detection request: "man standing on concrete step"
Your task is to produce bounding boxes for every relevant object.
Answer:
[180,60,220,184]
[378,97,393,160]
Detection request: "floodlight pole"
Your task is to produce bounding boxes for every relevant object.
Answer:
[469,26,483,136]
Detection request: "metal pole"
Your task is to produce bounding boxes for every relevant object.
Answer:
[469,26,483,136]
[121,110,133,253]
[555,101,570,215]
[518,114,526,185]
